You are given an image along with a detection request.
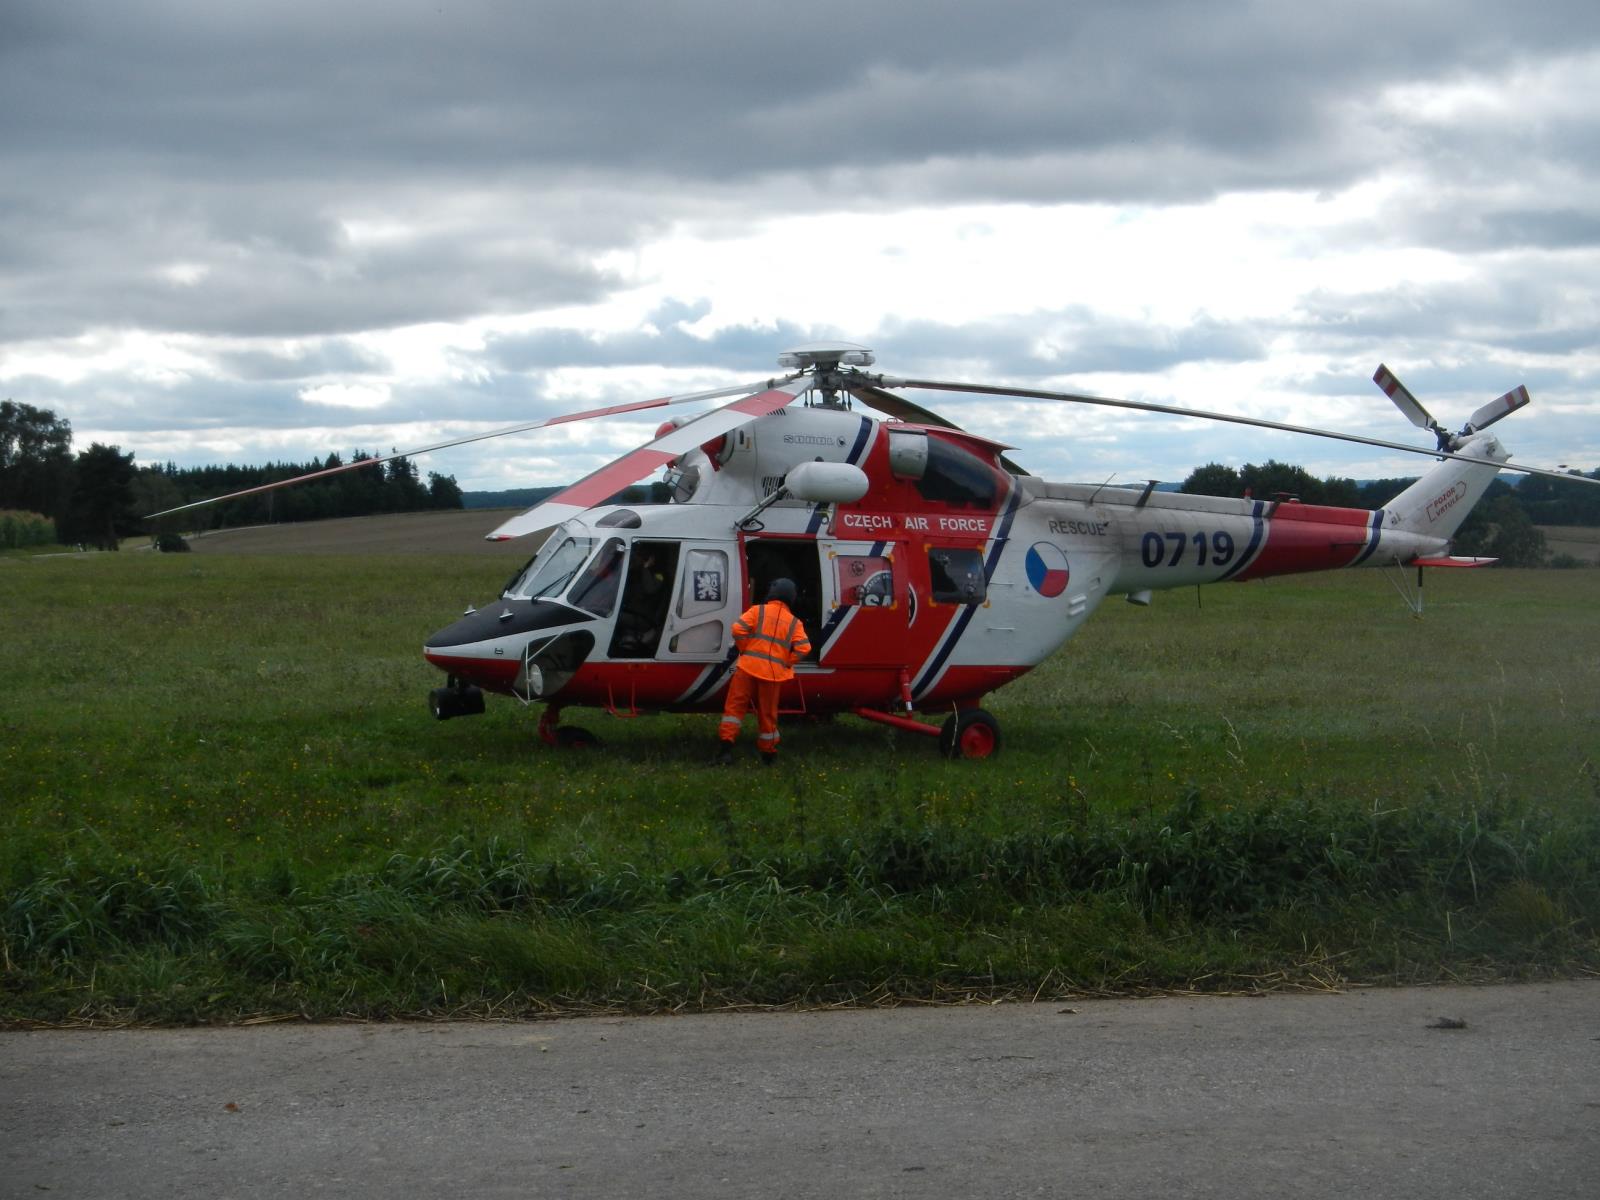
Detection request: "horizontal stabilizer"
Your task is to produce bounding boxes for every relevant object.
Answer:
[1413,555,1497,568]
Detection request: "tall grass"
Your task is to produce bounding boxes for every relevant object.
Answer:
[2,554,1597,1023]
[0,510,57,550]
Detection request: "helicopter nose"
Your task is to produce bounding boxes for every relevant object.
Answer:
[424,599,593,651]
[423,600,598,698]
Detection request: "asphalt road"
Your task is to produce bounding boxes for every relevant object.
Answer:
[4,981,1597,1199]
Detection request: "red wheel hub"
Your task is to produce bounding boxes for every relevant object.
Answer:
[958,721,997,758]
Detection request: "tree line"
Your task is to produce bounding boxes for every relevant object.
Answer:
[4,397,1594,562]
[1179,458,1600,568]
[1,400,463,550]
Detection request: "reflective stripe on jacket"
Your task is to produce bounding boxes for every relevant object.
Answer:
[730,601,812,682]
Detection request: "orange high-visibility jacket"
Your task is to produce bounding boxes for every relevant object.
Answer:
[730,601,812,682]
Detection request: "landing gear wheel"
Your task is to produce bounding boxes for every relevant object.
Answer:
[555,725,600,749]
[939,708,1001,759]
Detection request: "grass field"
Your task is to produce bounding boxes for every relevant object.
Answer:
[2,548,1597,1025]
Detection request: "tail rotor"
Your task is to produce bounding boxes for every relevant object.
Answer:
[1374,364,1530,452]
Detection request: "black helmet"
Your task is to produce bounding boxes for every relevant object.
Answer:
[766,577,797,605]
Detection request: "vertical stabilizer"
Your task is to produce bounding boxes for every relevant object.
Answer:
[1383,432,1510,539]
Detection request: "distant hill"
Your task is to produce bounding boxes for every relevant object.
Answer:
[463,482,673,510]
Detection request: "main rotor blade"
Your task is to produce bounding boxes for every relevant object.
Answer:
[891,376,1599,487]
[144,376,789,520]
[485,376,814,540]
[846,382,963,429]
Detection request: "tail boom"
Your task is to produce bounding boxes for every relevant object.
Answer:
[1025,481,1457,597]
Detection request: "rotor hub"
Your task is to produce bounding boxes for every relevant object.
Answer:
[777,342,875,372]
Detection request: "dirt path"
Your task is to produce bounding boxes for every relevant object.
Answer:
[5,981,1597,1199]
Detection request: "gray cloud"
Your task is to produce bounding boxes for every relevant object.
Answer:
[483,302,814,374]
[215,340,391,383]
[4,0,1600,482]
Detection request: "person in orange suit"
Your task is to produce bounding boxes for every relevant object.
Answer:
[715,577,811,766]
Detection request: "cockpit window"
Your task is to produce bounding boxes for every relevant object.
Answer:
[502,553,538,598]
[504,524,566,596]
[568,537,626,616]
[512,533,596,600]
[914,438,1001,508]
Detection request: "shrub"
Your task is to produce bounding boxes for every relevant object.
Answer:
[0,510,57,549]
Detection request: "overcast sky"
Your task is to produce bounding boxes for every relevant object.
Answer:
[3,0,1598,493]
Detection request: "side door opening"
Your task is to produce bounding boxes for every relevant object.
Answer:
[608,540,681,659]
[742,536,823,662]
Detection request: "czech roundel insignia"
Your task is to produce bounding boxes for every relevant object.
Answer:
[1025,542,1071,598]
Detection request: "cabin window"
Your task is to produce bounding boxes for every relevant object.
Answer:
[914,438,1000,508]
[669,621,723,654]
[678,549,730,619]
[928,546,986,604]
[568,538,626,616]
[666,464,702,503]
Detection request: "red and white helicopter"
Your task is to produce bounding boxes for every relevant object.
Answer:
[157,342,1592,758]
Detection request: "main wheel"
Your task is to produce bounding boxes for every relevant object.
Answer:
[555,725,601,749]
[939,708,1001,759]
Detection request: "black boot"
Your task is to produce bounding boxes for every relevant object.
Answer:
[713,743,735,766]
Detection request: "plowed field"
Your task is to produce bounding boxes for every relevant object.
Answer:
[183,509,532,557]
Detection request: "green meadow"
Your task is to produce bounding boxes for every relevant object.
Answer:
[2,551,1597,1024]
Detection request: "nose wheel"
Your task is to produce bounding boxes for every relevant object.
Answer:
[939,708,1001,759]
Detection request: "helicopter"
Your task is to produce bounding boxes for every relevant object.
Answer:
[154,342,1596,759]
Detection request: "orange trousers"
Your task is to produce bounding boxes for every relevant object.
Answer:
[718,669,781,754]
